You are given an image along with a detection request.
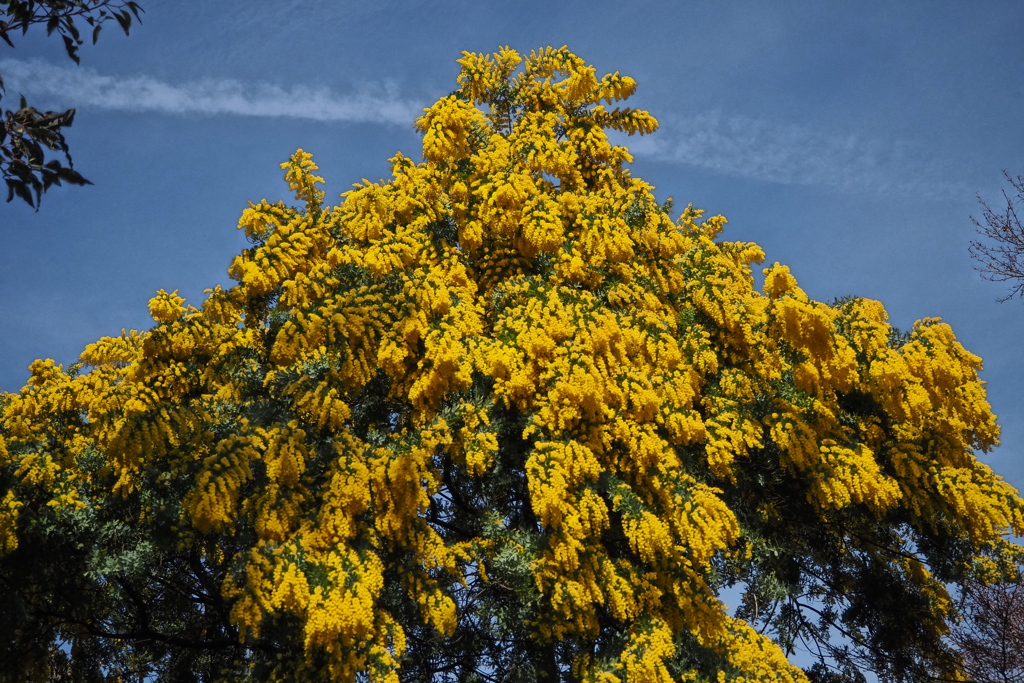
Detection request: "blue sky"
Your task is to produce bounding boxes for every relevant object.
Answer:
[1,0,1023,494]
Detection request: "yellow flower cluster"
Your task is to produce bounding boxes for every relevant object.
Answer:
[716,620,808,683]
[1,46,1021,682]
[807,440,901,512]
[619,618,676,683]
[0,487,21,554]
[147,288,186,323]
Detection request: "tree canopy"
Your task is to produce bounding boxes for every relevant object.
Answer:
[2,46,1023,683]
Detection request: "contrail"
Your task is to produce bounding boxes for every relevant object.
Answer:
[0,58,424,125]
[0,58,967,198]
[622,111,970,200]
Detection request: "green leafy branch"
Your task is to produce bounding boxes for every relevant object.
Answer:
[0,0,143,208]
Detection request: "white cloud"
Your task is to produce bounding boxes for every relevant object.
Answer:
[0,58,968,198]
[622,111,971,200]
[0,58,424,126]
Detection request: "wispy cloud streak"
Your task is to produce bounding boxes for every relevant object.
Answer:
[623,111,970,199]
[0,59,967,198]
[0,58,424,125]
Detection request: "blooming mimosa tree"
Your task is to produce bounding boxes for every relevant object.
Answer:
[2,47,1022,683]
